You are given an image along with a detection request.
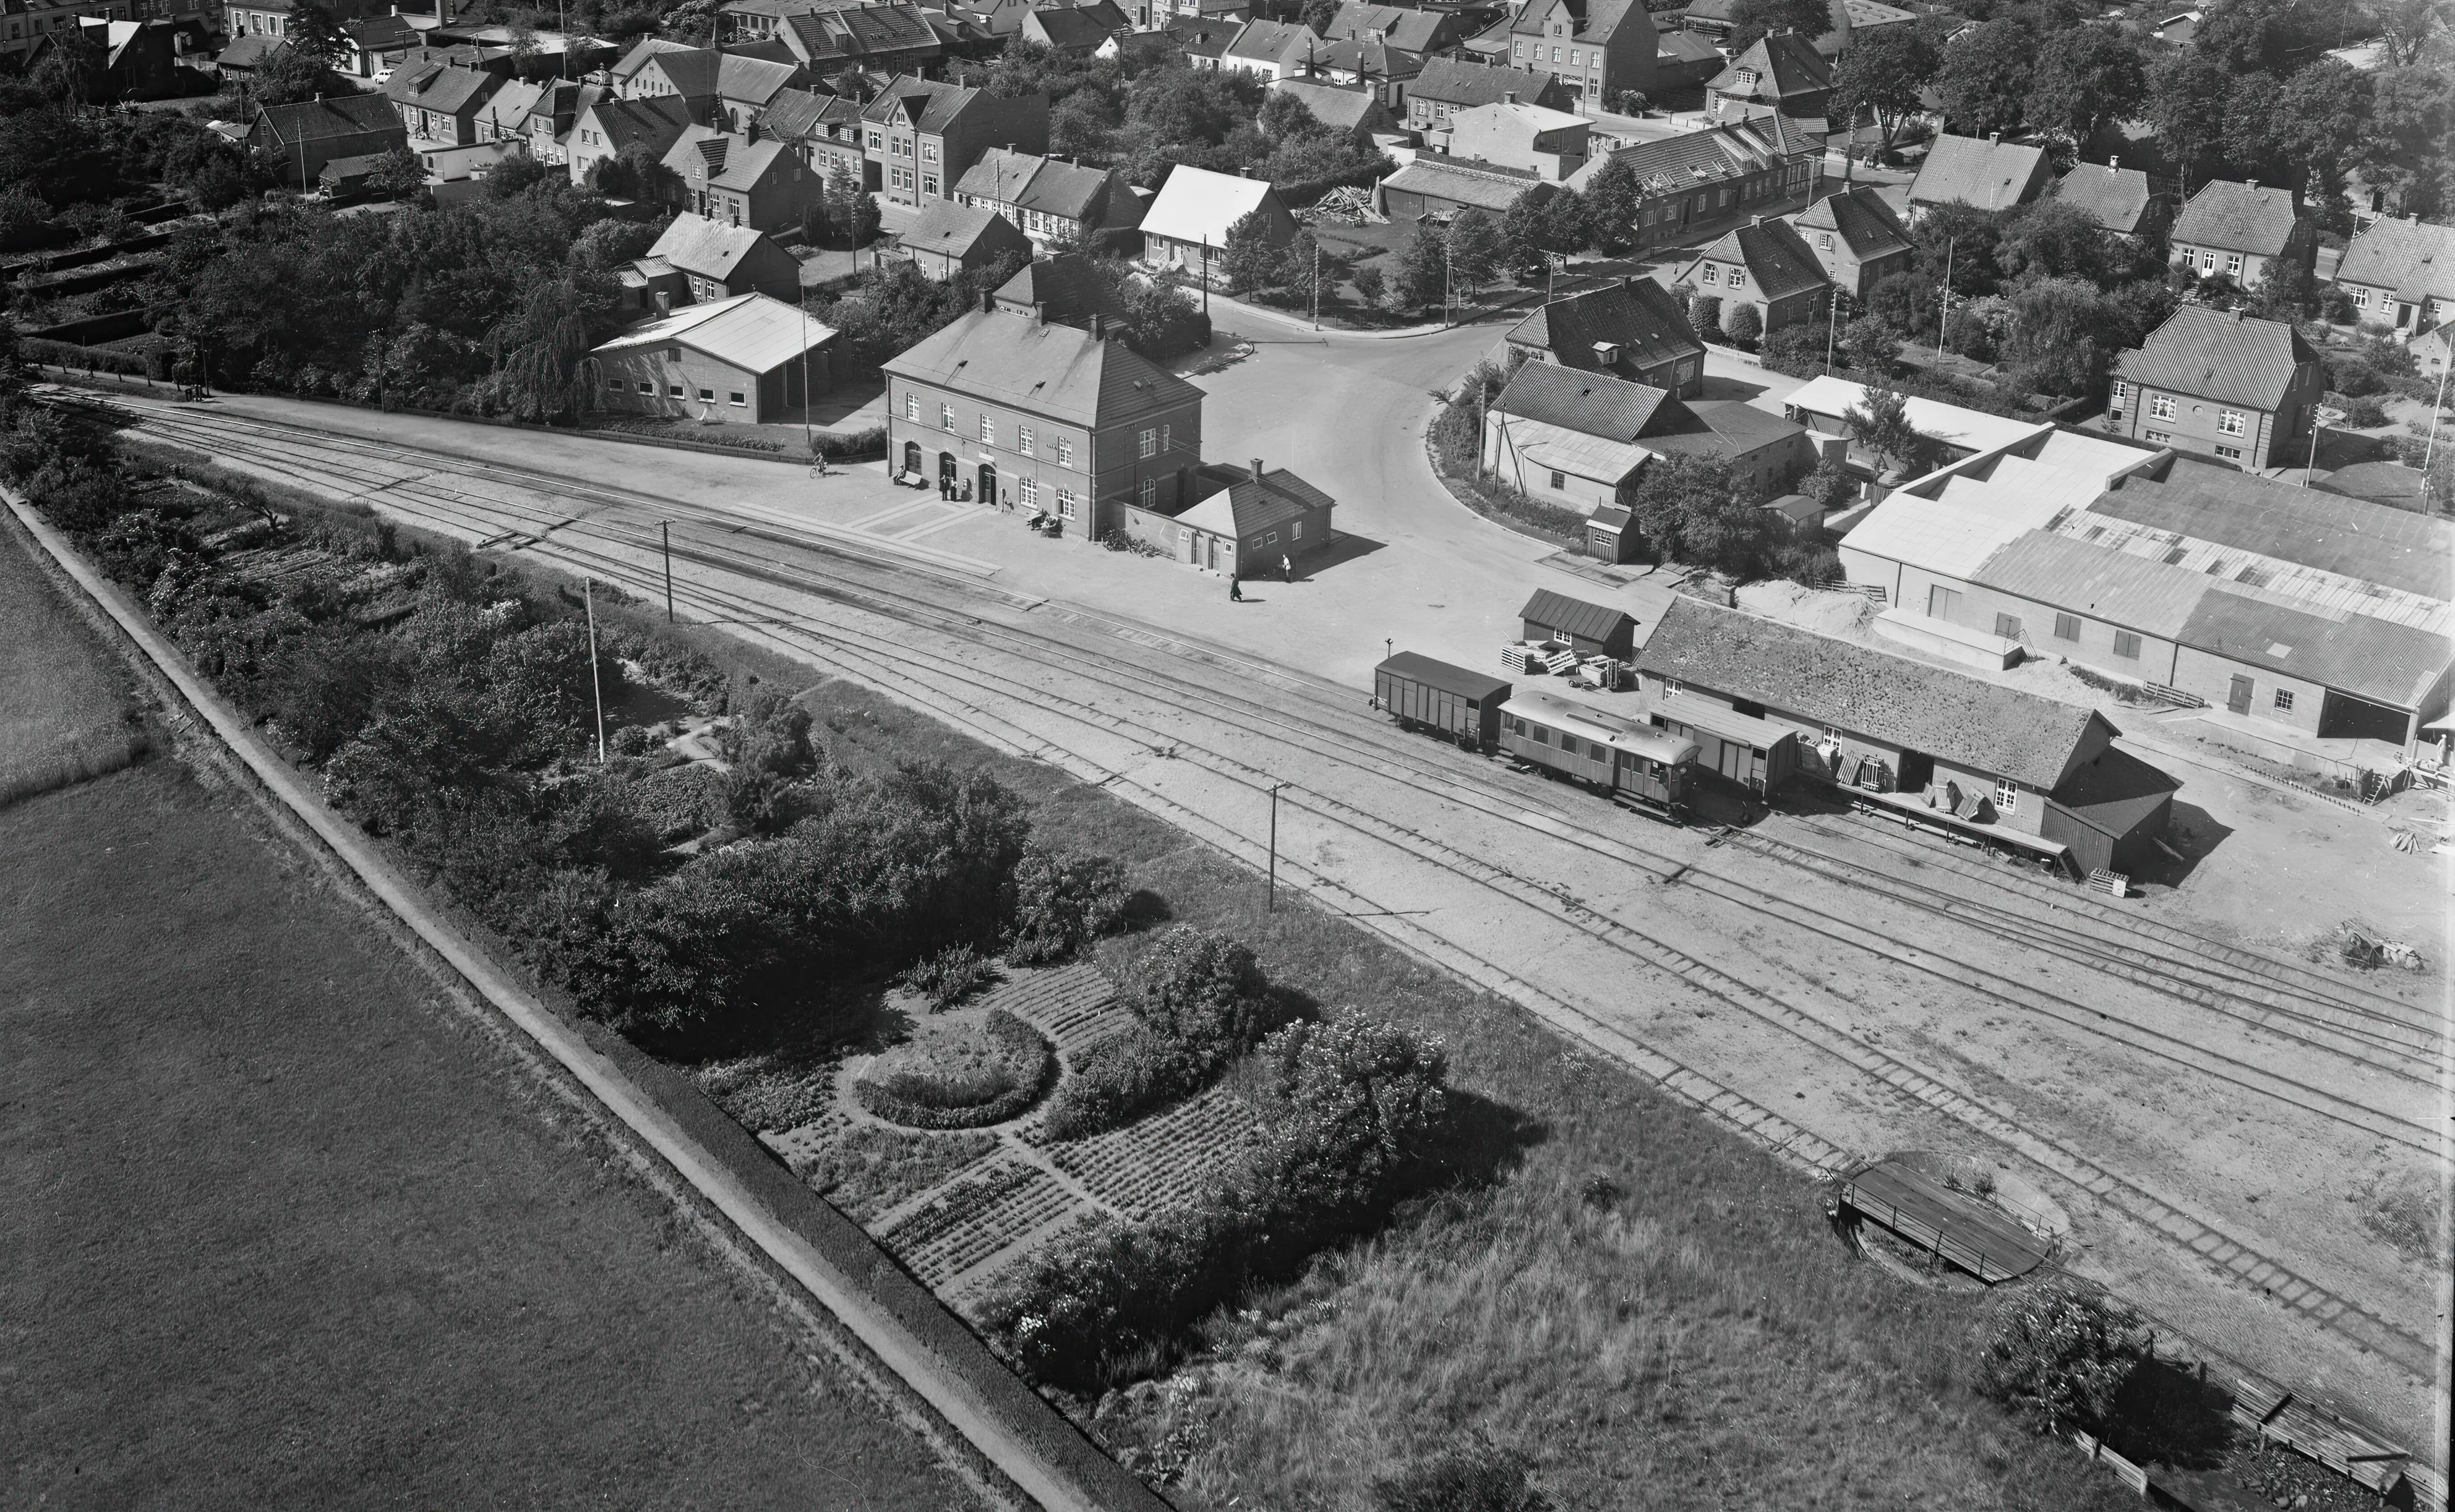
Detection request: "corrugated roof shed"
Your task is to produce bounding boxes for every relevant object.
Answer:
[1520,587,1635,644]
[1637,598,2115,789]
[2169,177,2300,257]
[2179,586,2451,709]
[1378,156,1545,213]
[2089,458,2453,600]
[594,291,837,372]
[1969,529,2212,640]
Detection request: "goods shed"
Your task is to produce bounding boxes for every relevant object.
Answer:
[1519,587,1637,660]
[591,291,836,424]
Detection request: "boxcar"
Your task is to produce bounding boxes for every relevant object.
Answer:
[1376,652,1513,751]
[1499,690,1699,820]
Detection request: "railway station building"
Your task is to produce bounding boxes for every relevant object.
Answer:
[1638,598,2180,875]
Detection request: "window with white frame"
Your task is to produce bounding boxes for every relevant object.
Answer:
[940,402,956,430]
[2110,380,2128,404]
[2214,444,2242,459]
[2226,252,2242,275]
[1056,488,1077,518]
[1139,479,1156,507]
[698,387,715,401]
[2148,394,2175,420]
[1700,263,1718,284]
[1728,268,1747,290]
[2216,409,2245,435]
[2200,250,2216,271]
[1993,778,2017,813]
[904,391,917,421]
[2349,286,2370,308]
[1138,426,1157,458]
[1055,437,1074,467]
[729,391,745,407]
[1159,423,1171,452]
[1818,231,1832,249]
[979,414,994,444]
[1016,425,1034,455]
[1018,476,1037,508]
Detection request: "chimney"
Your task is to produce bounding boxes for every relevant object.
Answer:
[1750,213,1763,226]
[2107,155,2118,171]
[747,116,760,143]
[1987,130,1999,145]
[2233,308,2243,322]
[1090,312,1104,339]
[1251,456,1265,481]
[982,289,996,314]
[1032,300,1047,323]
[2247,178,2260,192]
[1503,89,1516,104]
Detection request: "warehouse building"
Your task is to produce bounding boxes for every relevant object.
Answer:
[591,291,837,423]
[1638,598,2179,874]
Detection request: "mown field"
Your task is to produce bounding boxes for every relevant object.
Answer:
[0,721,980,1504]
[0,511,143,805]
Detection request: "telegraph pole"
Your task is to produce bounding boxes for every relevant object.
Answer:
[660,521,674,623]
[1935,236,1955,361]
[1266,781,1285,910]
[583,576,606,762]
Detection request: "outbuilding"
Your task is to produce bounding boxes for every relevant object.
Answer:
[591,291,837,423]
[1128,457,1334,576]
[1519,587,1637,660]
[893,199,1034,281]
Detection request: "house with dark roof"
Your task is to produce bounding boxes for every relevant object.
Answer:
[2051,158,2166,239]
[1503,277,1705,396]
[1788,184,1910,300]
[213,30,289,82]
[862,76,1050,206]
[1906,132,2053,216]
[593,291,838,422]
[1402,56,1571,133]
[885,305,1207,529]
[1520,587,1637,658]
[1322,1,1468,55]
[662,124,825,233]
[2168,178,2311,291]
[1136,456,1337,573]
[2331,215,2455,335]
[1564,113,1822,254]
[2107,306,2322,469]
[956,148,1143,248]
[1482,0,1655,112]
[1019,2,1124,53]
[1304,35,1421,108]
[565,93,696,188]
[768,3,941,74]
[1705,30,1830,123]
[1653,28,1726,89]
[893,199,1034,279]
[223,0,378,49]
[1269,76,1399,139]
[1481,360,1812,529]
[1676,216,1832,335]
[1639,597,2175,872]
[754,86,869,184]
[645,213,803,304]
[993,254,1134,331]
[247,94,408,189]
[383,61,509,147]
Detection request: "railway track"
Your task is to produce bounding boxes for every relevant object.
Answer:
[102,399,2447,1375]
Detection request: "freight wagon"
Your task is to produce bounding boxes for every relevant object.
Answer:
[1376,652,1513,751]
[1499,690,1699,822]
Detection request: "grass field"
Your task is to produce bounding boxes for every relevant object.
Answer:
[0,513,143,805]
[0,761,983,1511]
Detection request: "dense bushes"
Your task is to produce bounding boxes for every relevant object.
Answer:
[1042,926,1280,1138]
[988,1009,1449,1387]
[1005,844,1129,963]
[854,1009,1052,1129]
[1977,1289,2148,1437]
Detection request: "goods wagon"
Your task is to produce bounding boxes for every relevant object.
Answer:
[1376,651,1513,751]
[1499,690,1699,821]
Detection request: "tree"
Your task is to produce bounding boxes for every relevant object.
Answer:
[1978,1289,2147,1436]
[1350,262,1386,307]
[1392,221,1449,309]
[1611,90,1650,116]
[1844,386,1926,474]
[1533,187,1589,255]
[2356,64,2454,218]
[1005,845,1128,964]
[1840,313,1900,374]
[2370,0,2448,66]
[2003,276,2115,397]
[1688,291,1721,331]
[488,278,599,422]
[1219,206,1281,294]
[829,156,880,247]
[252,45,340,110]
[1240,1010,1448,1249]
[1721,301,1762,348]
[1933,19,2036,137]
[1726,0,1828,50]
[1118,927,1272,1082]
[1498,188,1548,268]
[1578,155,1641,254]
[2192,0,2320,76]
[1831,23,1941,155]
[1446,208,1502,293]
[2143,51,2233,191]
[2024,24,2146,145]
[2276,60,2374,202]
[366,147,430,202]
[1622,451,1773,575]
[1999,199,2117,286]
[282,0,349,69]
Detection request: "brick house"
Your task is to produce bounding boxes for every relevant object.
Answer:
[247,94,407,191]
[766,4,940,75]
[2167,178,2313,291]
[1212,18,1319,80]
[2331,215,2455,335]
[1566,113,1821,254]
[1402,56,1570,133]
[861,75,1050,207]
[1141,164,1296,275]
[1788,184,1911,301]
[1676,216,1833,335]
[1704,29,1829,124]
[661,123,823,233]
[754,86,870,186]
[223,0,375,43]
[883,302,1205,530]
[2107,305,2323,469]
[1481,361,1812,523]
[564,92,694,187]
[2050,158,2167,239]
[1502,278,1706,397]
[383,61,507,147]
[894,199,1034,280]
[644,212,803,303]
[1133,458,1337,575]
[1478,0,1654,112]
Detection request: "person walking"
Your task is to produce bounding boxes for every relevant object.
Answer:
[1228,574,1244,602]
[1280,552,1293,583]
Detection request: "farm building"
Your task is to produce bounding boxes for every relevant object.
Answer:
[1836,443,2455,751]
[1519,587,1637,660]
[591,291,837,423]
[1638,598,2180,873]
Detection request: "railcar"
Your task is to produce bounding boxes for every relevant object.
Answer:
[1376,651,1513,752]
[1498,690,1699,822]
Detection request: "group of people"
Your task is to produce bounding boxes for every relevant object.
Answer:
[1227,552,1297,602]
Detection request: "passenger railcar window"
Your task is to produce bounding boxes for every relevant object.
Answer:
[1532,727,1550,744]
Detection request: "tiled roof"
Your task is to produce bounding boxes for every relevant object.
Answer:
[2112,305,2316,413]
[1512,0,1646,45]
[1025,5,1112,48]
[1175,461,1335,539]
[611,35,695,80]
[1271,79,1388,132]
[343,12,416,49]
[663,125,794,191]
[646,213,776,280]
[1791,185,1909,258]
[2052,161,2157,236]
[2050,745,2181,833]
[582,93,695,156]
[254,92,400,142]
[594,291,836,373]
[1225,17,1317,62]
[1636,598,2114,789]
[384,61,503,115]
[1506,279,1705,373]
[2169,178,2300,257]
[1519,587,1635,644]
[1671,397,1806,451]
[1311,37,1423,78]
[899,199,1031,259]
[1907,132,2049,210]
[860,75,984,133]
[2087,458,2453,600]
[1410,56,1567,109]
[1379,156,1545,213]
[1707,30,1830,102]
[2334,216,2455,305]
[1142,164,1285,247]
[957,148,1121,221]
[217,32,288,68]
[787,3,938,62]
[1326,0,1449,51]
[881,309,1204,427]
[1680,219,1831,301]
[1492,362,1673,440]
[1657,30,1723,63]
[1572,117,1794,196]
[753,85,841,141]
[993,255,1133,326]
